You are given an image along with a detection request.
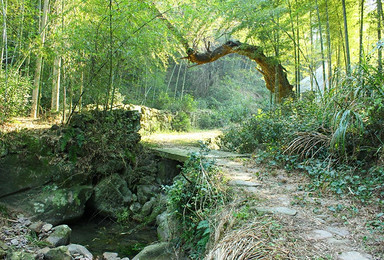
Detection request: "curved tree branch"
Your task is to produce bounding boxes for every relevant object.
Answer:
[184,40,293,100]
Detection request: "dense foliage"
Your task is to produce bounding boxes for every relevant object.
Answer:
[221,61,384,205]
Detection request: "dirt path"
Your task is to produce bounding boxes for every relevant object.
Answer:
[150,131,382,260]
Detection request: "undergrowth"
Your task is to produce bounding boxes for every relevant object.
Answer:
[165,144,300,259]
[165,145,228,259]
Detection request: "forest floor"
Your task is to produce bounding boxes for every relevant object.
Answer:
[146,131,383,260]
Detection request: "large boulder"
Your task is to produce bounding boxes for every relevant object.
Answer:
[89,173,134,217]
[0,185,92,225]
[156,210,179,242]
[132,242,176,260]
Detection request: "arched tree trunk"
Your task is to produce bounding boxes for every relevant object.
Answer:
[183,40,293,101]
[152,4,293,101]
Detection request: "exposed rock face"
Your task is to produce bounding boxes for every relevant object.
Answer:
[89,173,134,217]
[156,210,179,243]
[0,108,185,259]
[0,109,176,226]
[123,104,174,133]
[0,153,57,198]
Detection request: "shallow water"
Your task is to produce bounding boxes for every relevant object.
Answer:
[70,216,158,258]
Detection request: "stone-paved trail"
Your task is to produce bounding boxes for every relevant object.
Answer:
[215,157,379,260]
[148,129,382,259]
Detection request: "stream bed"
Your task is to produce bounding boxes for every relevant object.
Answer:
[69,216,158,258]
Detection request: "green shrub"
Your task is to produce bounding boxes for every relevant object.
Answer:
[196,110,226,129]
[154,92,197,115]
[171,112,191,132]
[219,103,320,153]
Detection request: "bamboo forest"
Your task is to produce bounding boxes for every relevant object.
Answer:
[0,0,383,259]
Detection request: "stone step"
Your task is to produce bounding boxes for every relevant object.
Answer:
[338,251,372,260]
[251,206,298,216]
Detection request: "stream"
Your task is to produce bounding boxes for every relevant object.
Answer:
[69,214,158,258]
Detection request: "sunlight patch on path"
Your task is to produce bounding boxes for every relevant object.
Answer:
[141,129,222,147]
[1,117,56,132]
[151,146,249,162]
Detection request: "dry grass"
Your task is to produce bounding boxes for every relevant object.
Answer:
[205,201,294,260]
[285,131,330,159]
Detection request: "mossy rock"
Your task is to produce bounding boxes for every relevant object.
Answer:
[45,225,72,247]
[0,153,58,198]
[44,246,72,260]
[0,185,92,225]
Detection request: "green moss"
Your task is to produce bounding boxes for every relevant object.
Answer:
[7,252,35,260]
